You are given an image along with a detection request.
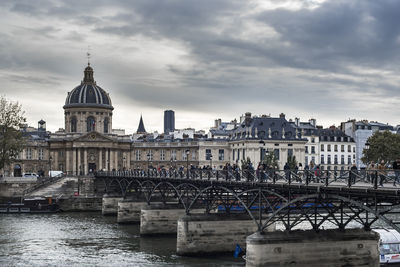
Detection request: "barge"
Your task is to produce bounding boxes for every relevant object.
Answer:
[0,196,60,213]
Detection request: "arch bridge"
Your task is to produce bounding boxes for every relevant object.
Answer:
[95,169,400,233]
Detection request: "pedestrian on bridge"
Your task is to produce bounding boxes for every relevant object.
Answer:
[378,160,387,186]
[393,159,400,185]
[284,162,290,182]
[350,164,358,185]
[367,161,376,184]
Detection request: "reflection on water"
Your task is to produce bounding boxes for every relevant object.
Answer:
[0,213,244,267]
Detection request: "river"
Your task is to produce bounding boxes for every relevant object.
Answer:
[0,212,244,267]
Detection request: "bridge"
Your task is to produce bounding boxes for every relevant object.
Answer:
[96,169,400,232]
[95,169,399,266]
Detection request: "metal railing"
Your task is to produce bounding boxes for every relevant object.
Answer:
[22,174,66,196]
[95,169,400,189]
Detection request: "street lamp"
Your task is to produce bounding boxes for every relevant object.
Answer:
[209,154,213,170]
[185,149,190,179]
[49,155,52,177]
[123,156,126,171]
[147,152,151,171]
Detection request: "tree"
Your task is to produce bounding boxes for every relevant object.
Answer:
[0,96,26,173]
[262,151,279,170]
[287,155,298,170]
[362,130,400,164]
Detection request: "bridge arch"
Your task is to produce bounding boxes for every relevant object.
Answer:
[187,186,289,230]
[261,194,400,233]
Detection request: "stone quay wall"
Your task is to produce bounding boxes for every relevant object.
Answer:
[177,213,273,256]
[246,228,380,267]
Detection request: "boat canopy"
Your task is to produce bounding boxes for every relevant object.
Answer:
[374,229,400,244]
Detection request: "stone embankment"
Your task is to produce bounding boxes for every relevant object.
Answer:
[1,176,102,211]
[0,178,37,198]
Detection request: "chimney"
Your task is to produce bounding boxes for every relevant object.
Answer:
[245,112,252,126]
[214,119,221,128]
[279,113,285,119]
[295,117,300,127]
[309,118,316,127]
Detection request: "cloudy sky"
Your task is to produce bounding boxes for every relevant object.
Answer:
[1,0,400,133]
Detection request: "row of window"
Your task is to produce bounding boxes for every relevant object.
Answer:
[16,148,45,160]
[205,149,225,161]
[70,116,109,133]
[320,144,355,153]
[232,148,290,162]
[306,144,355,153]
[305,154,356,165]
[134,150,225,161]
[320,136,351,142]
[320,154,354,165]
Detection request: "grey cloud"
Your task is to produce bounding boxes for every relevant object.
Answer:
[1,0,400,131]
[256,0,400,69]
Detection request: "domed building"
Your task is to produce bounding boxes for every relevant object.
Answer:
[2,63,230,178]
[64,64,113,134]
[48,64,131,175]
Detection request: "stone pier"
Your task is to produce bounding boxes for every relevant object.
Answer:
[102,194,123,216]
[177,213,273,256]
[117,199,148,224]
[140,204,204,236]
[246,229,380,267]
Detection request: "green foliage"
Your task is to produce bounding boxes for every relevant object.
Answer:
[362,130,400,164]
[241,157,252,170]
[262,151,279,169]
[287,155,298,170]
[0,96,26,171]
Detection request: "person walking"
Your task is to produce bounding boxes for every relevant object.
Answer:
[367,161,376,184]
[314,165,321,183]
[393,159,400,185]
[378,160,386,186]
[284,162,290,182]
[350,163,357,185]
[297,163,303,183]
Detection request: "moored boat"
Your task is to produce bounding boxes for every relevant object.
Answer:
[374,228,400,265]
[0,196,60,213]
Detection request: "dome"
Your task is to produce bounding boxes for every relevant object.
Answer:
[64,64,113,110]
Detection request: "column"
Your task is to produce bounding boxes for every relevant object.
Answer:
[66,149,70,175]
[114,150,118,170]
[84,148,88,175]
[106,149,110,170]
[99,149,103,171]
[77,148,81,175]
[127,151,131,170]
[72,148,76,175]
[54,150,59,171]
[110,149,114,170]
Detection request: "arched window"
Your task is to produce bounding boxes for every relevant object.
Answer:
[87,116,96,132]
[104,117,109,133]
[71,116,77,132]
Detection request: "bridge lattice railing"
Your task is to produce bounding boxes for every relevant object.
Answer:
[96,169,399,189]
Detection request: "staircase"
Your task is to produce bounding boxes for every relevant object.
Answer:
[25,177,78,197]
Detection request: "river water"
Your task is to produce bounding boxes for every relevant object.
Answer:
[0,212,244,267]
